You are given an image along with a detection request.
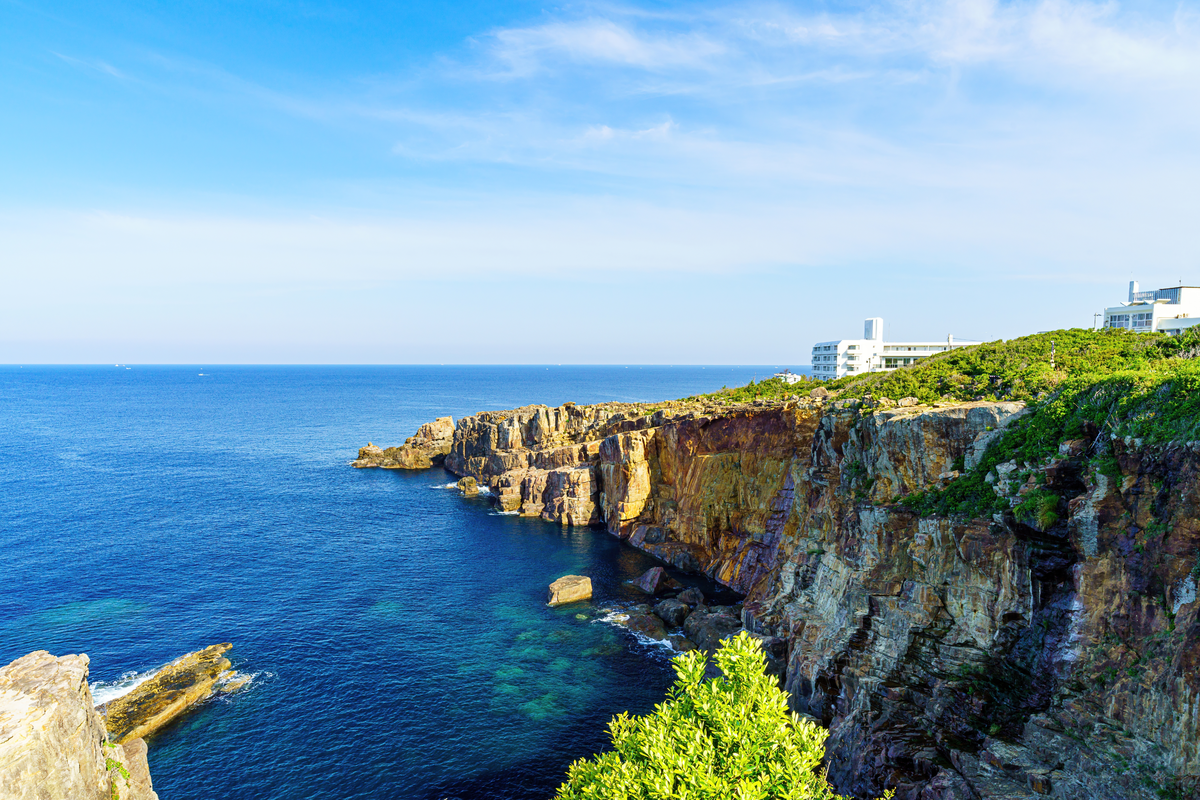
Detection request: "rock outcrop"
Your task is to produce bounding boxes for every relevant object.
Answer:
[102,643,240,744]
[353,416,455,469]
[0,651,158,800]
[362,396,1200,799]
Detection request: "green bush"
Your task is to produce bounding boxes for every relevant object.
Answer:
[556,632,888,800]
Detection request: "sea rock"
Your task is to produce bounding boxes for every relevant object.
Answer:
[457,476,478,496]
[668,634,697,652]
[621,612,668,641]
[677,587,705,606]
[627,566,681,596]
[682,606,742,653]
[0,651,158,800]
[652,598,691,628]
[101,643,237,744]
[352,417,455,469]
[547,575,592,606]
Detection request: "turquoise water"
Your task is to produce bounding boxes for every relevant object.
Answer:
[0,365,778,799]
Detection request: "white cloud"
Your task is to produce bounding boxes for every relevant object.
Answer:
[486,18,726,75]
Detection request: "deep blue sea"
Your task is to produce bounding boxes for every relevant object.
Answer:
[0,365,789,800]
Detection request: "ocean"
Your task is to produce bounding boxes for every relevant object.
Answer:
[0,365,786,800]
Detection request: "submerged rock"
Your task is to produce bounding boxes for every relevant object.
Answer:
[101,643,238,744]
[0,651,158,800]
[547,575,592,606]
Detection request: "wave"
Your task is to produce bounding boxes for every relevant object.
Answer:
[593,608,681,654]
[91,668,159,706]
[490,510,520,516]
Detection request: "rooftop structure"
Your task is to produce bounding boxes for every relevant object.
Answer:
[1102,281,1200,335]
[811,318,980,379]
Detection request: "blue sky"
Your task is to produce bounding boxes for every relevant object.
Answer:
[3,0,1199,363]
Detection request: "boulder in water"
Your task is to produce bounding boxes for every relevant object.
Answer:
[677,587,705,606]
[457,477,479,496]
[547,575,592,606]
[653,599,691,628]
[627,566,681,596]
[669,634,697,652]
[622,613,668,641]
[683,607,742,654]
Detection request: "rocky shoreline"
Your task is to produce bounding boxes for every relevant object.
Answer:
[1,643,249,800]
[357,393,1200,800]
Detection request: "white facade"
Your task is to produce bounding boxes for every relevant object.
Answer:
[1102,281,1200,335]
[773,369,805,384]
[810,318,980,379]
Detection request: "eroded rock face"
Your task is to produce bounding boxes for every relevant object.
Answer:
[363,397,1200,799]
[102,643,238,744]
[0,651,158,800]
[353,416,455,469]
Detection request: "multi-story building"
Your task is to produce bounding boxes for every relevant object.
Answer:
[1102,281,1200,335]
[810,318,980,379]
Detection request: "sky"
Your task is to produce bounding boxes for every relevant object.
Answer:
[2,0,1199,364]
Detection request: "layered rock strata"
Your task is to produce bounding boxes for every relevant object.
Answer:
[102,643,241,744]
[361,397,1200,800]
[0,651,158,800]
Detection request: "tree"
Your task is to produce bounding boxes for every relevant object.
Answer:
[557,631,888,800]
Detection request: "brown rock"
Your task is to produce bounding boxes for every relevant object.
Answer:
[547,575,592,606]
[627,566,681,595]
[457,476,478,496]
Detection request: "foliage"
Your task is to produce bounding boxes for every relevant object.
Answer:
[1014,488,1062,530]
[686,377,805,404]
[823,327,1200,404]
[104,746,130,800]
[557,632,887,800]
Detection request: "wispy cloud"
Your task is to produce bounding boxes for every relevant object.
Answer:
[484,18,726,76]
[52,51,128,79]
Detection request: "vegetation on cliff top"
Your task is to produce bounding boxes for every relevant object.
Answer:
[826,326,1200,405]
[557,632,888,800]
[690,328,1200,519]
[842,327,1200,518]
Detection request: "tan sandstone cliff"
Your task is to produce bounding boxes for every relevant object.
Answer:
[0,651,158,800]
[360,397,1200,800]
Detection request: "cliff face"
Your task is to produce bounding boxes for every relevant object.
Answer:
[365,397,1199,800]
[0,651,158,800]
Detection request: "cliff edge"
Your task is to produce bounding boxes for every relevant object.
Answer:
[360,385,1199,799]
[0,651,158,800]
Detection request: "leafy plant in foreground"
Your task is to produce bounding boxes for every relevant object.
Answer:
[556,632,890,800]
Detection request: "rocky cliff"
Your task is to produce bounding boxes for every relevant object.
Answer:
[360,395,1199,800]
[0,651,158,800]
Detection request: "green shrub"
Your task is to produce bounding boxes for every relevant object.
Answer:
[557,632,889,800]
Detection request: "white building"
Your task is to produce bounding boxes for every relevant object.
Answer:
[1102,281,1200,335]
[773,369,805,384]
[810,318,980,379]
